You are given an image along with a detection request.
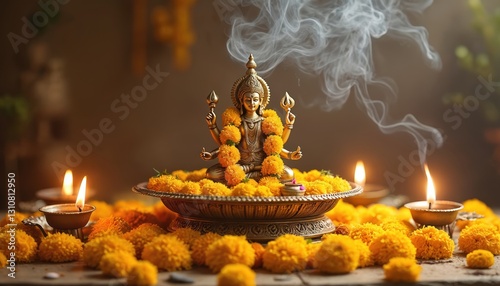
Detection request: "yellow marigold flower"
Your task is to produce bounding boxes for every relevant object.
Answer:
[0,252,6,268]
[303,180,332,195]
[263,234,308,273]
[186,168,208,182]
[258,176,282,196]
[319,175,351,193]
[88,216,132,241]
[303,169,322,182]
[219,144,241,167]
[179,181,201,195]
[353,238,373,268]
[262,115,283,136]
[231,182,257,196]
[115,209,161,229]
[10,223,44,245]
[201,181,232,196]
[222,107,242,127]
[150,201,178,230]
[263,135,283,155]
[83,235,135,269]
[292,168,305,181]
[225,164,246,187]
[251,242,265,268]
[315,234,359,274]
[397,207,413,222]
[0,229,37,263]
[383,257,421,282]
[380,218,414,236]
[220,125,242,145]
[38,233,83,262]
[142,234,192,271]
[127,260,158,286]
[370,231,416,265]
[100,250,137,278]
[349,223,385,246]
[122,223,166,258]
[458,223,500,254]
[171,169,189,181]
[172,227,201,249]
[410,226,454,260]
[191,232,222,266]
[262,109,278,118]
[306,242,321,269]
[466,249,495,269]
[254,185,273,197]
[361,204,398,225]
[205,235,255,273]
[147,174,185,193]
[326,200,361,225]
[217,263,256,286]
[88,200,113,222]
[261,155,285,177]
[457,199,497,230]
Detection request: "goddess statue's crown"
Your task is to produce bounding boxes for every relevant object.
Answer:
[231,54,270,110]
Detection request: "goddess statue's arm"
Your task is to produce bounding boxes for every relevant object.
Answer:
[206,110,221,145]
[200,147,219,161]
[280,146,302,160]
[281,111,295,144]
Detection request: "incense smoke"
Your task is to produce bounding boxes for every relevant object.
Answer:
[215,0,443,165]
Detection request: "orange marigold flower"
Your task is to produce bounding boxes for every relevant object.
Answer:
[370,231,416,265]
[262,109,279,118]
[88,200,114,221]
[258,176,282,196]
[306,242,321,269]
[171,227,201,249]
[100,250,137,278]
[201,181,232,196]
[225,164,246,187]
[263,135,283,155]
[219,145,241,167]
[222,107,242,127]
[88,216,132,241]
[0,229,37,263]
[263,234,308,273]
[231,182,257,196]
[179,181,201,195]
[127,260,158,286]
[380,218,415,236]
[261,155,285,177]
[254,185,273,197]
[220,125,242,145]
[383,257,421,282]
[315,234,359,274]
[303,180,332,195]
[205,235,255,273]
[457,199,497,230]
[172,169,189,181]
[303,169,322,182]
[186,168,208,182]
[150,200,178,230]
[361,204,398,225]
[326,200,361,225]
[349,223,385,246]
[318,175,352,193]
[458,223,500,254]
[83,235,135,269]
[262,115,283,136]
[251,242,265,269]
[38,233,83,262]
[122,223,166,258]
[410,226,454,260]
[466,249,495,269]
[115,209,161,229]
[217,263,256,286]
[191,232,222,266]
[142,234,192,271]
[147,174,184,193]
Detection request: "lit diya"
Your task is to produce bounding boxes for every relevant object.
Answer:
[343,161,389,206]
[36,170,95,205]
[404,164,463,237]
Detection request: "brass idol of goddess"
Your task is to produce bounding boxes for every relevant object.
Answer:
[200,54,302,183]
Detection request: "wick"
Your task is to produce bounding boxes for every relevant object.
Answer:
[78,206,82,212]
[428,202,432,210]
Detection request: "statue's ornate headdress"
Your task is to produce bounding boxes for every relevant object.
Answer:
[231,54,270,111]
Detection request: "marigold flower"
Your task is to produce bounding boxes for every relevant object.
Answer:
[303,180,331,195]
[0,252,6,268]
[127,260,158,286]
[263,135,284,155]
[303,169,322,181]
[179,181,201,195]
[262,109,278,118]
[370,231,416,265]
[172,169,189,181]
[0,229,37,263]
[315,234,359,274]
[254,185,273,197]
[171,227,201,249]
[205,235,255,273]
[219,144,241,167]
[305,242,321,269]
[201,181,232,196]
[261,155,285,177]
[410,226,454,260]
[0,212,28,227]
[380,218,414,236]
[100,250,137,278]
[457,198,496,230]
[147,174,184,193]
[326,200,361,225]
[186,168,208,182]
[466,249,495,269]
[88,200,114,221]
[150,200,178,229]
[458,223,500,254]
[353,238,374,268]
[225,164,246,186]
[251,242,265,269]
[231,182,257,196]
[88,216,132,241]
[220,125,242,145]
[222,107,242,127]
[348,223,385,246]
[258,176,282,196]
[122,223,166,257]
[115,209,161,229]
[142,234,192,271]
[263,234,308,273]
[318,175,351,193]
[11,223,44,245]
[83,235,135,269]
[191,232,222,266]
[262,115,283,136]
[38,233,83,262]
[383,257,421,282]
[361,204,398,225]
[217,263,256,286]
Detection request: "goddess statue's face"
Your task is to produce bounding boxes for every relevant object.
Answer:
[242,92,262,113]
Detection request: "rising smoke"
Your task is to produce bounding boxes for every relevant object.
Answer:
[215,0,443,165]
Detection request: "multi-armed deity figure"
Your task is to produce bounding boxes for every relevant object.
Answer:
[201,55,302,184]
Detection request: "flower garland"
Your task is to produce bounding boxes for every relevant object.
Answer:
[219,107,285,186]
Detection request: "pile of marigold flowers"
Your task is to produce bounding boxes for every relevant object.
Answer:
[147,168,351,197]
[0,197,499,284]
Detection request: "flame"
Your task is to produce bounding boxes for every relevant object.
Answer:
[75,176,87,210]
[62,170,73,196]
[424,164,436,205]
[354,161,366,187]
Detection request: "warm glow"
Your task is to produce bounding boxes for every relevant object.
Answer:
[75,176,87,210]
[424,164,436,205]
[62,170,73,196]
[354,161,366,187]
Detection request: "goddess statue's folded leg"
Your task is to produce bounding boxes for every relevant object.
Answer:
[206,163,226,183]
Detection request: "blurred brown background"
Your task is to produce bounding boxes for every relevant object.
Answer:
[1,0,499,208]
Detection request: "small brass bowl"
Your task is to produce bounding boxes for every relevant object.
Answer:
[404,200,464,226]
[36,188,95,205]
[39,204,95,230]
[281,183,305,196]
[343,184,389,206]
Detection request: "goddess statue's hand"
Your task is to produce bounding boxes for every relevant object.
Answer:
[206,111,217,127]
[290,146,302,160]
[200,147,212,160]
[285,111,296,126]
